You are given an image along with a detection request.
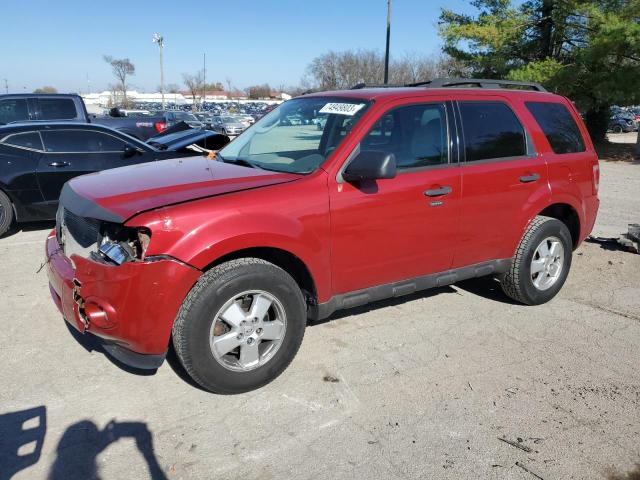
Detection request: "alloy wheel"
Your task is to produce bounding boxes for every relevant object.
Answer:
[530,236,565,291]
[209,290,287,372]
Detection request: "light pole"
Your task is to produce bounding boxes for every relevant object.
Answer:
[153,33,165,110]
[384,0,392,84]
[203,52,206,111]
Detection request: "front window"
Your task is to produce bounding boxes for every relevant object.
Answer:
[219,97,371,174]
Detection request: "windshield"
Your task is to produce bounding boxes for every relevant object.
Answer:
[222,116,238,123]
[219,97,371,174]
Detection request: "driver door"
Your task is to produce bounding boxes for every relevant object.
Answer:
[329,100,462,294]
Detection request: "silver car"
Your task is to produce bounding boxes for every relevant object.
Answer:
[211,115,246,136]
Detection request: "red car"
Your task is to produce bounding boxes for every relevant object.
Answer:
[46,79,600,393]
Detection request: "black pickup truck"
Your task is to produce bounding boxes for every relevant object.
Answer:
[0,94,203,140]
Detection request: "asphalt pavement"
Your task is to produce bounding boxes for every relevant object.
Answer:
[0,161,639,480]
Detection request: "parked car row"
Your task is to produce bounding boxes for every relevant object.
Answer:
[0,121,229,236]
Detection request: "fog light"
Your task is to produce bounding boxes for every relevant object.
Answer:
[84,302,109,327]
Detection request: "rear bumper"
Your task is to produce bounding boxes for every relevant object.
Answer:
[46,231,201,368]
[582,195,600,242]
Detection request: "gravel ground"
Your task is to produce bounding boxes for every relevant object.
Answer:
[0,161,639,480]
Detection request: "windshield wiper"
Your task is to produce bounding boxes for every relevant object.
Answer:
[219,156,262,169]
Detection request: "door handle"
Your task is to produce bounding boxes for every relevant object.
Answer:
[424,186,452,197]
[519,173,540,183]
[48,161,70,167]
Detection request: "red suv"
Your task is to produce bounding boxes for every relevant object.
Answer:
[46,79,600,393]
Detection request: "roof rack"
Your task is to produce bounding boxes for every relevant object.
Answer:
[350,77,547,92]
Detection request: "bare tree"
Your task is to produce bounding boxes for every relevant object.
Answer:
[247,83,272,99]
[182,70,204,111]
[103,55,135,107]
[307,49,469,90]
[162,83,181,94]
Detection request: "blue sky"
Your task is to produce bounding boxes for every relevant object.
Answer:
[0,0,476,94]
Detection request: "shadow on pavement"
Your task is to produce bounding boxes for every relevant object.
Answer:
[47,420,167,480]
[0,406,46,480]
[0,406,167,480]
[454,276,521,305]
[0,221,55,239]
[64,322,157,377]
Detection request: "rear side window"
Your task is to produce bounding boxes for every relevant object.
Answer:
[38,98,78,120]
[0,99,29,124]
[525,101,585,154]
[459,102,526,161]
[42,130,126,152]
[1,132,43,151]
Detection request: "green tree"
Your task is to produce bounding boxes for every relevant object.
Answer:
[33,86,57,94]
[440,0,640,142]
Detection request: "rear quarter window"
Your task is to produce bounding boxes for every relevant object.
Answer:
[1,131,43,151]
[525,101,585,154]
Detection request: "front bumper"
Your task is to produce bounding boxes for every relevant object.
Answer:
[46,231,201,368]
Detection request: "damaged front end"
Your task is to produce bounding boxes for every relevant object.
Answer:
[57,206,151,266]
[48,205,201,367]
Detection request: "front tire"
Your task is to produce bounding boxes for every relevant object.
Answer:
[172,258,306,394]
[0,190,14,237]
[501,216,572,305]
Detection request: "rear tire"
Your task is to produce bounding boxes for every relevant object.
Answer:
[612,125,623,133]
[172,258,306,394]
[0,190,14,237]
[501,215,572,305]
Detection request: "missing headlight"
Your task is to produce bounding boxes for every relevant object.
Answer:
[93,224,152,265]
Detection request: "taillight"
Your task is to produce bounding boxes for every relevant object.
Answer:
[154,121,167,133]
[592,163,600,195]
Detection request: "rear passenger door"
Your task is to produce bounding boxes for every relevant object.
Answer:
[453,99,550,268]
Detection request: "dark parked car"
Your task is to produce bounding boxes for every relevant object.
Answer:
[0,122,228,235]
[0,94,89,124]
[608,113,637,133]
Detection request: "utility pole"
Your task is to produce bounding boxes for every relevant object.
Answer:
[153,33,165,110]
[3,79,7,94]
[203,52,206,110]
[384,0,392,84]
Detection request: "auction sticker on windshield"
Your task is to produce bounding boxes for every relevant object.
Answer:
[319,103,365,116]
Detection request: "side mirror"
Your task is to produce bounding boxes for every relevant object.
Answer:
[342,150,397,182]
[123,145,140,158]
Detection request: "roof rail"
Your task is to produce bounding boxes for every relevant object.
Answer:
[350,82,404,89]
[417,78,547,92]
[349,78,547,92]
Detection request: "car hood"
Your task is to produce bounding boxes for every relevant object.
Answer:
[147,124,228,151]
[60,157,300,223]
